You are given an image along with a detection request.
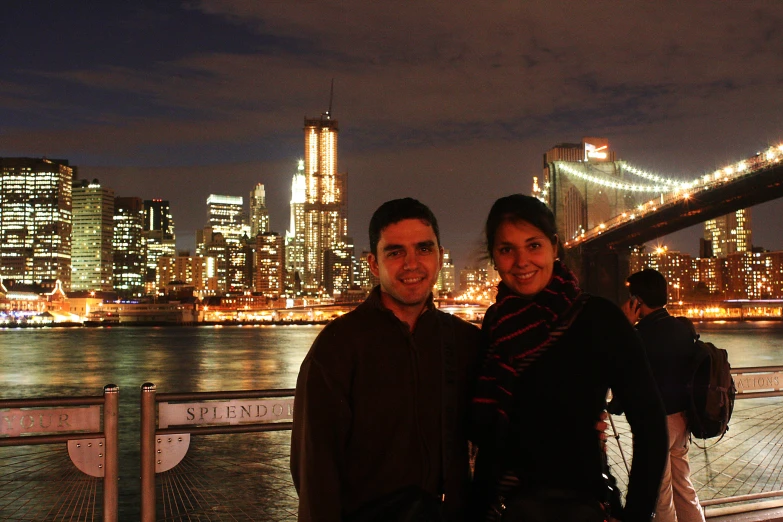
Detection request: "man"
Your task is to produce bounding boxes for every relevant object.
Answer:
[290,198,482,522]
[623,269,705,522]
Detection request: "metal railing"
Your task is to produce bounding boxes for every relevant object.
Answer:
[0,384,119,521]
[139,383,295,521]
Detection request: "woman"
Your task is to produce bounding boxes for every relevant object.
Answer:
[470,194,667,522]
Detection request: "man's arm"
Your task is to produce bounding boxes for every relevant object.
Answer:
[291,351,350,522]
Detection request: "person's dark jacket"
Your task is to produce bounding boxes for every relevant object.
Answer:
[635,308,701,414]
[472,296,668,522]
[290,287,482,522]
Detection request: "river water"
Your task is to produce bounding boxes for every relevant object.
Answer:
[1,320,782,519]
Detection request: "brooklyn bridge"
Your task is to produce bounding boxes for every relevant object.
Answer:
[537,141,783,303]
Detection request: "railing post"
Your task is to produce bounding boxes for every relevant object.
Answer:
[103,384,119,522]
[141,383,157,522]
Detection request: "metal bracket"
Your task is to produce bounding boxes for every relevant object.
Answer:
[68,437,106,477]
[156,433,191,473]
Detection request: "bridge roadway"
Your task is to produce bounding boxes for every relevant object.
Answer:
[573,160,783,252]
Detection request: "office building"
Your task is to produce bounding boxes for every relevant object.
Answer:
[704,209,752,258]
[0,158,73,288]
[285,160,307,295]
[324,239,354,297]
[204,194,251,293]
[72,179,114,292]
[355,250,379,291]
[143,199,176,293]
[255,232,285,298]
[437,249,456,294]
[303,111,348,292]
[249,183,270,237]
[113,197,145,297]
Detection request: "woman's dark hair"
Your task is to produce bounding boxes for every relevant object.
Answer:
[485,194,561,261]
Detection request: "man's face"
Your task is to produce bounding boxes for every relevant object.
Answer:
[368,218,443,315]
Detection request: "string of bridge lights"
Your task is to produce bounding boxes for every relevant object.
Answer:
[552,143,783,195]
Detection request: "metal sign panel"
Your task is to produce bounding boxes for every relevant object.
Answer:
[158,398,294,429]
[0,406,101,437]
[734,372,783,394]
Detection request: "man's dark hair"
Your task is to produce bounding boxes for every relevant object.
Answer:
[627,269,668,308]
[485,194,563,261]
[369,198,440,255]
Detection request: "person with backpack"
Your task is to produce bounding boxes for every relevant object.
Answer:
[622,269,706,522]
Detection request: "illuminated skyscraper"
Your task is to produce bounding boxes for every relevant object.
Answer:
[203,194,251,294]
[303,110,348,292]
[324,238,354,297]
[704,209,752,258]
[255,232,285,298]
[0,158,73,288]
[285,160,307,295]
[113,197,145,297]
[72,179,114,292]
[143,199,176,293]
[249,183,270,237]
[437,249,456,294]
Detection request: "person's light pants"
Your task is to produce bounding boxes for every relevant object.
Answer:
[655,411,705,522]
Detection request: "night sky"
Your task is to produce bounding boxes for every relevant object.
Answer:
[2,1,782,272]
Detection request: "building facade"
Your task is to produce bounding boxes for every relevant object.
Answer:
[255,232,285,298]
[0,158,73,288]
[249,183,270,237]
[704,209,752,258]
[113,197,145,297]
[303,114,348,292]
[72,179,114,292]
[285,160,307,295]
[143,199,176,294]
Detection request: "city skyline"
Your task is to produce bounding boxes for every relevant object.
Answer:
[2,2,782,271]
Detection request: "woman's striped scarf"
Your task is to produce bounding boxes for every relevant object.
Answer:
[470,261,581,447]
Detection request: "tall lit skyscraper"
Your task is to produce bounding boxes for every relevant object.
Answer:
[249,183,270,237]
[255,232,285,298]
[437,249,456,294]
[113,197,145,297]
[303,110,348,292]
[72,179,115,292]
[204,194,251,294]
[143,199,176,294]
[285,160,307,294]
[0,158,73,288]
[704,209,752,258]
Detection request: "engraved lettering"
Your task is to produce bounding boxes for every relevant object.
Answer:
[288,403,294,416]
[227,405,236,419]
[2,414,15,430]
[22,415,35,429]
[212,407,223,420]
[186,407,195,421]
[58,414,70,428]
[40,413,53,429]
[199,407,209,420]
[241,405,251,418]
[256,405,268,417]
[272,404,283,416]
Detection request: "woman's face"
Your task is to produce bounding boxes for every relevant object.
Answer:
[492,219,558,298]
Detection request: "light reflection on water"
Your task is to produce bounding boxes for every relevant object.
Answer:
[1,321,782,518]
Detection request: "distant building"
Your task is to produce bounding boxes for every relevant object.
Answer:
[540,138,644,243]
[196,228,229,294]
[324,239,354,297]
[285,160,307,295]
[157,253,214,297]
[143,199,176,294]
[72,179,114,292]
[204,194,251,293]
[255,232,285,298]
[704,209,752,258]
[113,197,145,297]
[249,183,270,237]
[0,158,73,288]
[303,111,348,292]
[437,249,456,294]
[355,250,379,291]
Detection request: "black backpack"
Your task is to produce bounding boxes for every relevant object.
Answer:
[686,334,736,442]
